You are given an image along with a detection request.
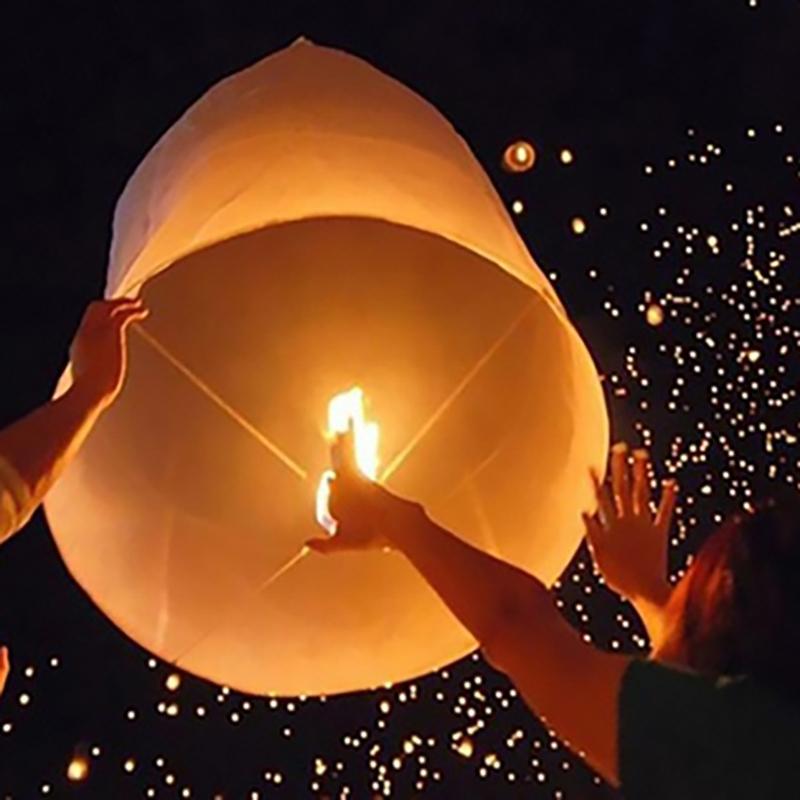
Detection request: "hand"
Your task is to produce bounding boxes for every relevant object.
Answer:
[0,646,9,697]
[584,443,677,609]
[70,298,148,409]
[306,432,418,555]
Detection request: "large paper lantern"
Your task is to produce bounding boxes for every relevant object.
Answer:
[45,40,608,696]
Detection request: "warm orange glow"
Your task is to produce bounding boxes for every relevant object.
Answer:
[646,303,665,326]
[454,735,474,758]
[315,387,380,534]
[571,216,587,235]
[45,41,609,697]
[502,140,536,173]
[67,756,89,782]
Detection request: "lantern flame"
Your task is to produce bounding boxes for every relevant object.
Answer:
[315,387,380,535]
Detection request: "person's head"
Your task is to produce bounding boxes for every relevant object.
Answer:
[655,493,800,696]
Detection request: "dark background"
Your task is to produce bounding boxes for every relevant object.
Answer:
[0,1,798,797]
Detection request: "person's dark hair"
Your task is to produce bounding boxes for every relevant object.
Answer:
[661,492,800,698]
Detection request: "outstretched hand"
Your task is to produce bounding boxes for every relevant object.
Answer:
[70,298,149,409]
[584,443,677,610]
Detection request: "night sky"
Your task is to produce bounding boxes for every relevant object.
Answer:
[1,2,799,797]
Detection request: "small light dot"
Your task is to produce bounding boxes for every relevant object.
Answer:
[559,148,574,165]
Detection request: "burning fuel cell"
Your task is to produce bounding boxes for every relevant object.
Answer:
[45,40,608,697]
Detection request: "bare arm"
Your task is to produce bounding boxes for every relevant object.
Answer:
[0,298,147,544]
[309,471,630,785]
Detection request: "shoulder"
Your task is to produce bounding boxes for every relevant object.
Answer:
[619,660,800,800]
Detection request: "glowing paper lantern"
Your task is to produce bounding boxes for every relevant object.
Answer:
[646,303,665,326]
[67,756,89,782]
[502,140,536,173]
[45,39,608,696]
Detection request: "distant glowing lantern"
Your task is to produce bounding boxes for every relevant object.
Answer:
[454,735,474,758]
[571,216,587,235]
[67,756,89,782]
[45,40,608,696]
[645,303,665,326]
[502,140,536,173]
[559,148,574,165]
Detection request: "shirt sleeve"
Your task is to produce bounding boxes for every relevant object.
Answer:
[619,659,800,800]
[0,454,32,542]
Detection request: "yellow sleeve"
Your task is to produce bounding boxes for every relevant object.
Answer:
[0,454,32,542]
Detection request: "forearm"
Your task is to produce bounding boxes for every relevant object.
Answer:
[384,502,628,785]
[386,503,559,650]
[0,380,106,541]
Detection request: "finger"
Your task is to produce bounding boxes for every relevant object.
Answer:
[655,479,678,536]
[611,442,633,517]
[110,299,146,318]
[591,469,615,528]
[632,449,652,516]
[340,426,358,474]
[115,305,150,329]
[583,513,606,575]
[583,511,604,548]
[80,299,142,331]
[331,430,351,471]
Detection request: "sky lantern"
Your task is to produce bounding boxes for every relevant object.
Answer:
[45,40,608,696]
[502,140,536,173]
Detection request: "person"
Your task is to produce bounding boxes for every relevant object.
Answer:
[0,297,147,695]
[308,440,800,799]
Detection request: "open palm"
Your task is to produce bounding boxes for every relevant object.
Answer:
[584,444,677,611]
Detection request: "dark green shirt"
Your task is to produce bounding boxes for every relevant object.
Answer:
[619,660,800,799]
